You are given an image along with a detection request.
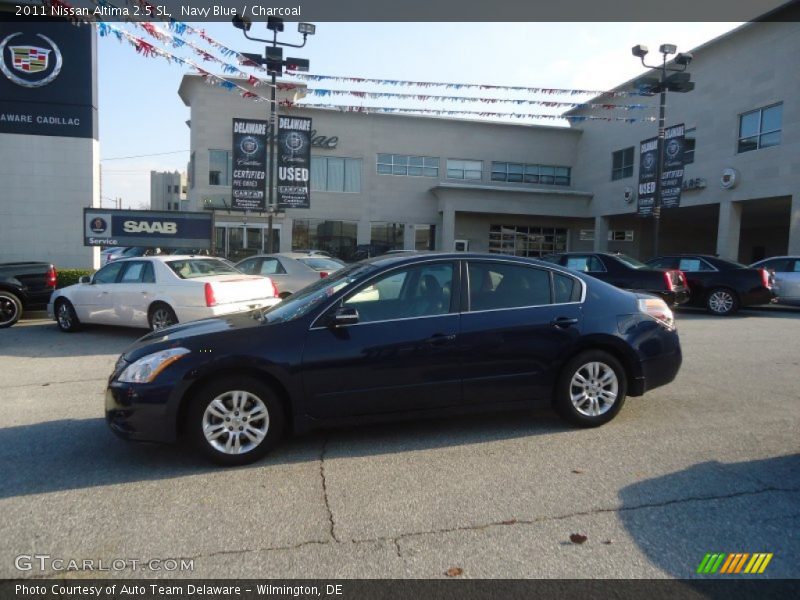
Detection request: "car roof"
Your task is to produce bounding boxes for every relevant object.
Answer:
[237,253,342,261]
[112,255,222,263]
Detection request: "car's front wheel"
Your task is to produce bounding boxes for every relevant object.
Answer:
[0,291,23,328]
[706,288,739,316]
[55,299,81,332]
[555,350,627,427]
[188,376,285,466]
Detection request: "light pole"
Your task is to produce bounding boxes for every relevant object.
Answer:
[632,44,694,258]
[233,16,315,254]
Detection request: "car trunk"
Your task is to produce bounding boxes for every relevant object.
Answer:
[193,275,275,305]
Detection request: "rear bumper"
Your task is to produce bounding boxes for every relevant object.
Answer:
[740,287,776,307]
[660,289,690,307]
[628,327,682,396]
[176,297,281,323]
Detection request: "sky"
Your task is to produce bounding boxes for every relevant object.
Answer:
[98,21,743,209]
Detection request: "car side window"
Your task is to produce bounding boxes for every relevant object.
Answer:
[469,262,551,311]
[93,262,125,284]
[141,262,155,283]
[119,261,146,283]
[343,263,454,323]
[553,272,582,303]
[260,259,286,276]
[793,260,800,273]
[566,255,605,273]
[237,259,259,275]
[678,258,713,272]
[761,258,790,272]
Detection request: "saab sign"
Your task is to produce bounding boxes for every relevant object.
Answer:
[83,209,213,249]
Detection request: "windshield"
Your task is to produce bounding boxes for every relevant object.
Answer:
[261,263,378,324]
[614,254,649,269]
[167,258,240,279]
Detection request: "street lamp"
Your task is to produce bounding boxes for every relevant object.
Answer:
[632,43,694,258]
[233,17,316,253]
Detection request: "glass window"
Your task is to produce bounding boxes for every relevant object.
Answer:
[119,261,146,283]
[760,258,791,272]
[612,147,634,180]
[566,256,606,273]
[236,258,259,275]
[209,150,231,186]
[553,272,580,303]
[292,219,358,261]
[298,257,345,271]
[167,259,239,279]
[447,159,482,180]
[738,103,782,153]
[189,152,195,189]
[684,128,696,164]
[371,222,405,251]
[679,258,714,272]
[492,162,570,185]
[311,157,361,193]
[93,261,125,284]
[344,263,454,322]
[468,262,551,311]
[259,258,286,275]
[377,154,439,177]
[488,224,567,258]
[415,224,435,251]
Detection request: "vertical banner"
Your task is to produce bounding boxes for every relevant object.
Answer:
[277,116,312,210]
[637,136,658,217]
[231,118,267,211]
[660,123,685,209]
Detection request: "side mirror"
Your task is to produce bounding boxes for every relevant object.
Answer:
[79,276,92,284]
[331,306,359,328]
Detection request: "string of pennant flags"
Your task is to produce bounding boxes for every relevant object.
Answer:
[49,0,658,122]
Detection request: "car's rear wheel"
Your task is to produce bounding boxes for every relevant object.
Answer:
[0,291,23,328]
[706,288,739,316]
[148,303,178,331]
[188,376,285,466]
[55,299,81,332]
[555,350,627,427]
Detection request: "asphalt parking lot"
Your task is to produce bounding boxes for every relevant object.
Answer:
[1,308,798,579]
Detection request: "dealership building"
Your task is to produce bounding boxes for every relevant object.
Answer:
[180,13,799,264]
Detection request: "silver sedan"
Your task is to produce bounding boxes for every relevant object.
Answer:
[234,253,346,297]
[750,256,800,306]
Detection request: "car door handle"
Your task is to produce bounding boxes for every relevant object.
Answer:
[551,317,579,328]
[424,333,456,345]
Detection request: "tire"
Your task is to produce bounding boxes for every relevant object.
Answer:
[148,303,178,331]
[554,350,627,427]
[55,298,81,332]
[706,287,739,316]
[0,291,23,328]
[188,376,286,466]
[279,292,292,299]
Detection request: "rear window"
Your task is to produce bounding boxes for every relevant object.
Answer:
[298,257,345,271]
[614,254,648,269]
[167,259,239,279]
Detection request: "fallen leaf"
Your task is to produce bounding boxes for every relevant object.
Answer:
[602,539,614,545]
[569,533,588,544]
[445,567,463,577]
[571,469,584,474]
[500,519,517,525]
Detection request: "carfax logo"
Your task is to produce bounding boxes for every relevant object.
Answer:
[0,32,63,88]
[696,552,773,574]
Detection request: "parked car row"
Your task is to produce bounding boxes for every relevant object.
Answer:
[542,252,777,316]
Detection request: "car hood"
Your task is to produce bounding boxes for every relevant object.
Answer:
[122,312,265,361]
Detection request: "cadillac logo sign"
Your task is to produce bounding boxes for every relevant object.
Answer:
[720,168,739,190]
[0,32,63,88]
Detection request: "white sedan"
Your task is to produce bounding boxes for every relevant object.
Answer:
[48,256,281,332]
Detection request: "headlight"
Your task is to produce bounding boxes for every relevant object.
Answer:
[117,347,190,383]
[638,297,675,330]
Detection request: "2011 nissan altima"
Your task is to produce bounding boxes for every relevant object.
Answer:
[106,252,683,466]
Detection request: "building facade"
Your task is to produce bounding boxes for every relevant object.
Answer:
[149,170,188,212]
[177,16,798,264]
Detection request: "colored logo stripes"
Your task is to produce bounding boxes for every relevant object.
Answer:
[697,553,773,574]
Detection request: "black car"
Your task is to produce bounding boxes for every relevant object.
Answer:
[0,262,57,328]
[542,252,690,307]
[106,253,682,466]
[646,254,775,315]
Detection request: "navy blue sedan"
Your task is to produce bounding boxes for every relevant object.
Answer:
[106,253,682,465]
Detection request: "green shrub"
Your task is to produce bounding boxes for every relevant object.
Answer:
[57,268,94,289]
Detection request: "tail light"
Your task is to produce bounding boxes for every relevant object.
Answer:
[638,297,675,330]
[319,271,329,279]
[678,270,688,288]
[663,271,675,292]
[204,283,217,307]
[45,265,57,289]
[760,268,771,289]
[269,278,279,297]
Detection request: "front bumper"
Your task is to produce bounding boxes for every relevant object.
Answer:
[660,288,690,307]
[105,381,180,443]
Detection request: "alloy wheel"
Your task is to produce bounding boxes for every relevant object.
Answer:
[708,290,734,314]
[151,307,175,330]
[569,361,619,417]
[202,390,270,455]
[0,297,18,326]
[57,303,72,329]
